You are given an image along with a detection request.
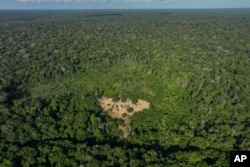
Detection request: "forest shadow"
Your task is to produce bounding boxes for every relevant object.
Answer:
[11,136,201,159]
[2,80,30,107]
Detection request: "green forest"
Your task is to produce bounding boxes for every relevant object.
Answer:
[0,9,250,166]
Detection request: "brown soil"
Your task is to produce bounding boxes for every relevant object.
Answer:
[98,96,150,138]
[99,97,150,120]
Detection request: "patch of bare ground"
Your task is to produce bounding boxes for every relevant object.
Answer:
[98,97,150,138]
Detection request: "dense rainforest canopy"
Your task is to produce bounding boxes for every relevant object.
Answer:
[0,9,250,166]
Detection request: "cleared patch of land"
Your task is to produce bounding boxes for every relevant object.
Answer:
[99,97,150,120]
[99,97,150,137]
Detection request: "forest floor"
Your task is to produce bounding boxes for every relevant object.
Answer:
[99,97,150,137]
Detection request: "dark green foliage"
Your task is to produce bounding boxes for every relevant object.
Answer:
[0,9,250,166]
[127,107,133,113]
[122,113,127,117]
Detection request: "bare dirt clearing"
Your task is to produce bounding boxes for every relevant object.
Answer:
[98,97,150,137]
[99,97,150,120]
